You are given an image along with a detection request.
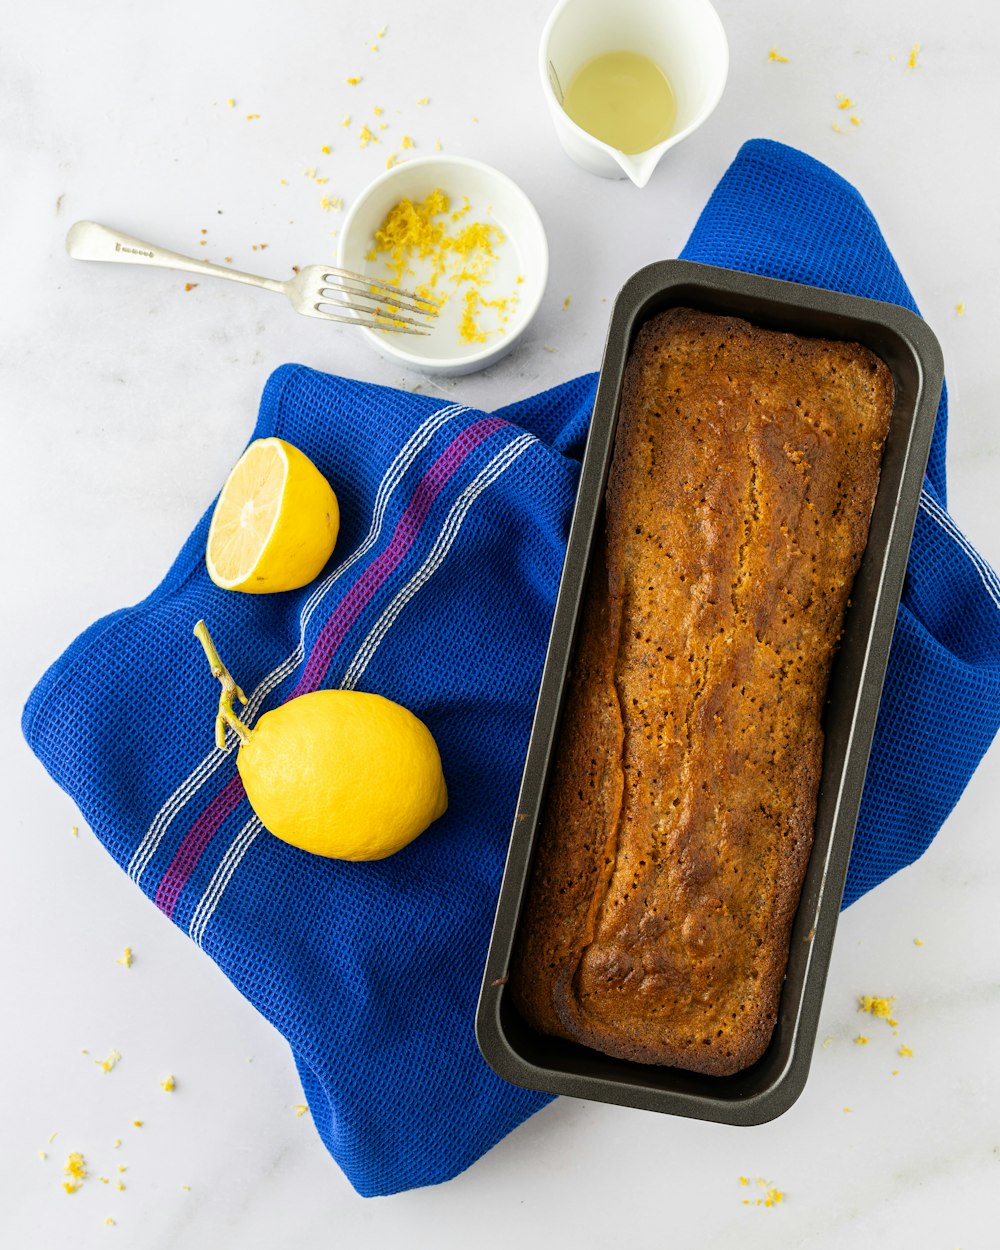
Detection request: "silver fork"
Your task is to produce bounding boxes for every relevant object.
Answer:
[65,220,438,335]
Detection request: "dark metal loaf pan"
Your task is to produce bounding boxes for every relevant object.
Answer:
[476,259,944,1125]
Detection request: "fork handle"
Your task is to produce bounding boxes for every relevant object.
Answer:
[65,221,285,293]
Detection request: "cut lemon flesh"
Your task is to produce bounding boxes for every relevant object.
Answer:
[206,438,339,594]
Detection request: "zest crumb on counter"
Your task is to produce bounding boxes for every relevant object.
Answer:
[63,1152,87,1193]
[96,1049,122,1074]
[71,825,79,837]
[346,76,362,86]
[955,303,965,315]
[740,1177,785,1208]
[908,43,920,69]
[898,1043,914,1057]
[853,1034,870,1045]
[768,48,789,63]
[913,937,925,945]
[184,283,198,292]
[160,1075,176,1093]
[226,98,235,108]
[114,941,133,966]
[836,95,855,109]
[292,1104,308,1117]
[858,995,898,1026]
[245,114,260,121]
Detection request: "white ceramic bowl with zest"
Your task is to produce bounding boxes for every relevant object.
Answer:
[337,155,549,376]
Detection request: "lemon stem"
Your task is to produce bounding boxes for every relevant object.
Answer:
[193,620,252,749]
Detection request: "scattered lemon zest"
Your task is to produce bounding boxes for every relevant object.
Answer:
[435,139,442,151]
[116,1180,125,1191]
[955,303,965,316]
[859,995,898,1026]
[892,1068,900,1075]
[832,122,843,133]
[359,124,379,147]
[401,135,414,149]
[836,94,854,109]
[292,1104,308,1117]
[71,825,79,837]
[377,25,387,37]
[850,115,861,126]
[118,1165,126,1173]
[63,1181,81,1195]
[898,1043,913,1057]
[321,144,331,155]
[563,295,571,311]
[854,1034,870,1045]
[38,1150,47,1161]
[768,48,789,63]
[226,98,235,108]
[99,1176,109,1185]
[843,1106,852,1113]
[181,1184,191,1192]
[245,114,260,121]
[370,44,379,52]
[378,122,388,131]
[96,1049,122,1074]
[416,96,430,106]
[739,1176,749,1186]
[320,195,343,212]
[132,1121,143,1128]
[224,256,233,263]
[346,76,362,86]
[48,1132,59,1144]
[105,1217,116,1226]
[64,1152,87,1183]
[373,106,384,117]
[913,937,925,946]
[908,43,920,69]
[161,1075,176,1093]
[821,1036,834,1048]
[341,115,351,127]
[184,282,198,293]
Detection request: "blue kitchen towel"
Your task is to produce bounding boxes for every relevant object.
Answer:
[22,139,1000,1197]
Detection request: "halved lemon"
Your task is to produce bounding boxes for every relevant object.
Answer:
[206,438,339,593]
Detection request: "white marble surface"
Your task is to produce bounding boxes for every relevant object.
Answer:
[3,1,998,1246]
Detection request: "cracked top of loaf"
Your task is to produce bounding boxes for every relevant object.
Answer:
[511,307,893,1075]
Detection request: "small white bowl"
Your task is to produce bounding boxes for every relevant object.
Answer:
[337,155,549,376]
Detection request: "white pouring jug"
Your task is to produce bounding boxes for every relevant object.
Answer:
[539,0,729,188]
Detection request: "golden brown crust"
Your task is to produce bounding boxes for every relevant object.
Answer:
[511,308,893,1075]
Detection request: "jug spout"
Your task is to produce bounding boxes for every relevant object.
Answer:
[612,147,662,189]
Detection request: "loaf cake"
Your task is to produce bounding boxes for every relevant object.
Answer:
[511,307,894,1076]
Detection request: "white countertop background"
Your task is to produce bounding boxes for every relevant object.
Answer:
[3,1,998,1246]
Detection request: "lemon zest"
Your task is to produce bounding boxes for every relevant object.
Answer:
[768,48,789,63]
[858,995,898,1027]
[96,1049,122,1074]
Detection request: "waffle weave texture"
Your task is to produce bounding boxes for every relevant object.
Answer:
[22,140,1000,1196]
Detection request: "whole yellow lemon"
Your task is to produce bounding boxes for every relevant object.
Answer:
[237,690,448,860]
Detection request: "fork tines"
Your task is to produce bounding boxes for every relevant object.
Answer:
[320,268,442,335]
